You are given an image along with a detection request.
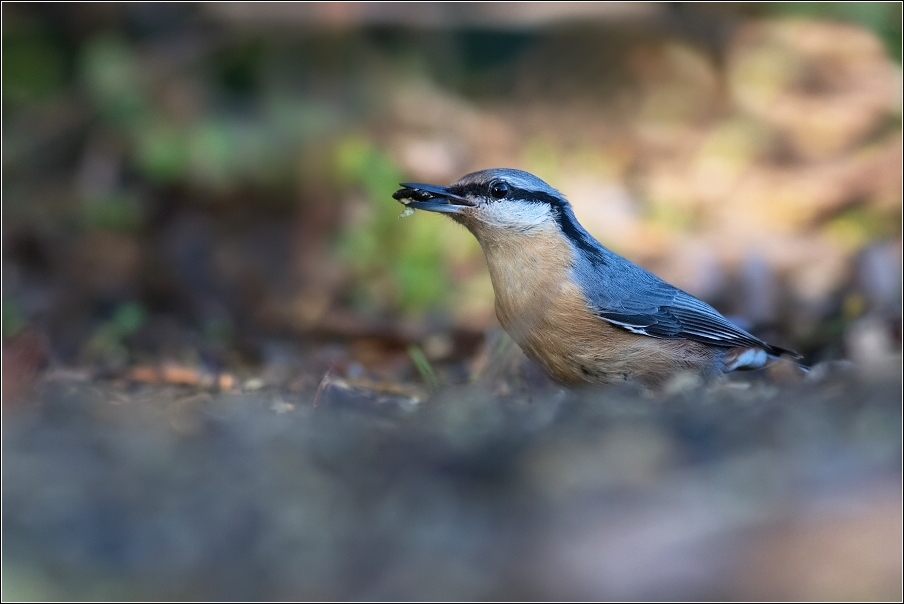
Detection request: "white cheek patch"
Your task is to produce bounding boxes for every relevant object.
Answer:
[480,202,553,233]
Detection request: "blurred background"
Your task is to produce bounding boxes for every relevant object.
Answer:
[3,2,901,389]
[3,3,902,600]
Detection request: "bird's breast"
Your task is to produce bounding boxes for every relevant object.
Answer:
[479,228,601,381]
[477,227,722,385]
[479,227,577,333]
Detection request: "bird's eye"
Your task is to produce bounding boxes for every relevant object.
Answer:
[489,181,509,199]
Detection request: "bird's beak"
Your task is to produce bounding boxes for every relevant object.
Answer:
[392,182,474,214]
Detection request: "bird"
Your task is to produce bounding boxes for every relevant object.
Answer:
[392,168,803,387]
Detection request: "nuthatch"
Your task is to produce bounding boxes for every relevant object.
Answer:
[393,168,802,386]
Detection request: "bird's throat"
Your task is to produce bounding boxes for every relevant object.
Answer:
[478,226,577,343]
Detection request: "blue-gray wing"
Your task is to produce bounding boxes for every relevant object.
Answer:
[585,266,797,357]
[598,291,770,349]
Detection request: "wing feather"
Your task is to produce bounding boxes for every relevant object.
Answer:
[593,285,796,357]
[568,235,800,358]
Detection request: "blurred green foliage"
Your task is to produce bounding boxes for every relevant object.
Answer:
[136,122,192,184]
[333,137,455,315]
[76,34,344,192]
[81,192,146,231]
[2,23,67,103]
[79,35,147,126]
[408,344,441,390]
[825,206,903,250]
[2,298,26,339]
[83,302,147,364]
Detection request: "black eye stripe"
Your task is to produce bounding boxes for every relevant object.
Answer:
[448,183,484,198]
[505,187,564,206]
[448,178,605,264]
[448,183,565,206]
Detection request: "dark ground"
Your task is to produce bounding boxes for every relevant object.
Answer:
[3,356,902,601]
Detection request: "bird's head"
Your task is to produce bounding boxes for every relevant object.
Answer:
[393,168,570,240]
